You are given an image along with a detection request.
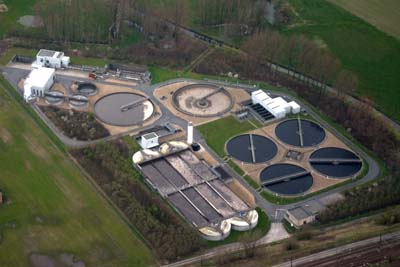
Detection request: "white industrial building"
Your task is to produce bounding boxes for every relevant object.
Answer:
[23,67,55,102]
[33,49,70,69]
[251,90,300,119]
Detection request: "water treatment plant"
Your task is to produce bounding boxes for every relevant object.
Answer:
[3,49,371,243]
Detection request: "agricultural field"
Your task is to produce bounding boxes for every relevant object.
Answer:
[284,0,400,121]
[0,0,37,37]
[0,77,153,266]
[329,0,400,39]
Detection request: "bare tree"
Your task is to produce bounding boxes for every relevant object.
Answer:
[335,70,358,98]
[239,230,263,258]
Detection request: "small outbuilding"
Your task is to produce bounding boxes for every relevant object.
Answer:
[285,200,325,228]
[140,132,159,149]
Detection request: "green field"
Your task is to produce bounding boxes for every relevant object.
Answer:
[329,0,400,39]
[0,0,37,37]
[284,0,400,121]
[0,77,153,266]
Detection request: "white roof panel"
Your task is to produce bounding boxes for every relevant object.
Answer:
[25,67,55,88]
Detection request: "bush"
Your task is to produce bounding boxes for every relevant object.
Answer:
[285,240,299,251]
[295,226,314,241]
[40,106,109,141]
[375,207,400,226]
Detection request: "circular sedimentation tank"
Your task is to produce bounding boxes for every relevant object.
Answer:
[45,90,64,105]
[77,82,98,96]
[69,94,88,108]
[94,92,154,126]
[260,163,313,195]
[173,84,233,117]
[310,147,362,178]
[226,134,277,164]
[275,119,326,148]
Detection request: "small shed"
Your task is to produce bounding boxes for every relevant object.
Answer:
[140,132,159,149]
[285,200,325,228]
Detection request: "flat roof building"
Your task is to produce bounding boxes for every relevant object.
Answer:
[23,67,55,101]
[34,49,70,69]
[285,200,325,228]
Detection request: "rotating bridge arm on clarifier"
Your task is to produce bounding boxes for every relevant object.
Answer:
[44,92,64,99]
[198,87,224,101]
[249,134,256,163]
[309,158,362,164]
[45,92,89,103]
[120,98,148,112]
[297,117,304,147]
[261,171,310,186]
[69,95,89,103]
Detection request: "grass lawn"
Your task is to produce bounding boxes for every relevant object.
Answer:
[196,116,257,157]
[328,0,400,39]
[0,47,108,67]
[0,0,37,38]
[0,76,153,266]
[284,0,400,121]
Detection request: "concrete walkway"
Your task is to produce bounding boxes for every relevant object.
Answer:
[258,223,290,244]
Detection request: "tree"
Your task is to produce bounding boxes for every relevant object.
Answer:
[335,70,358,98]
[239,229,263,258]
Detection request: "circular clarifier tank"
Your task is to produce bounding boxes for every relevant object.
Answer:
[310,147,362,178]
[45,90,64,105]
[226,134,277,164]
[77,82,98,96]
[173,84,233,117]
[69,94,88,108]
[94,92,154,126]
[275,119,326,148]
[260,163,313,195]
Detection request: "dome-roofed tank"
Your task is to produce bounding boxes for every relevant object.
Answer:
[228,210,259,231]
[199,220,231,241]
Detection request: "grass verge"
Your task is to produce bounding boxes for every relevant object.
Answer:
[0,75,153,267]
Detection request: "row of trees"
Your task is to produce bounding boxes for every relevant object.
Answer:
[72,140,204,261]
[242,30,358,98]
[35,0,117,42]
